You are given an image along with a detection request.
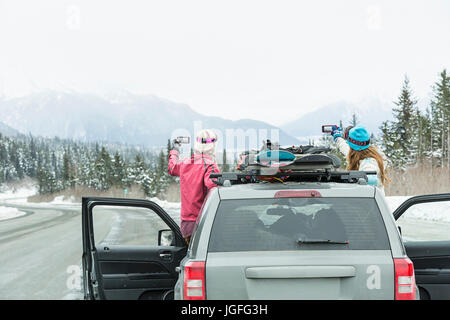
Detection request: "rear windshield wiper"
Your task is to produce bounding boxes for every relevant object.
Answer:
[297,238,349,245]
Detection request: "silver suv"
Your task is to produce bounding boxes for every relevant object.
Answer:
[81,181,450,300]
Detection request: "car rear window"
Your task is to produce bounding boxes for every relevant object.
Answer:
[208,197,390,252]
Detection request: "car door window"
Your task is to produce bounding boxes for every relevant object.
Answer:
[92,205,173,246]
[396,200,450,242]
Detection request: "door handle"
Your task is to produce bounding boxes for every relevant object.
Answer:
[160,253,172,260]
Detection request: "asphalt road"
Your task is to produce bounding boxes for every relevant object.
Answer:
[0,200,181,300]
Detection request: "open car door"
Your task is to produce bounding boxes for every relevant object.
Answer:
[82,197,187,300]
[394,193,450,300]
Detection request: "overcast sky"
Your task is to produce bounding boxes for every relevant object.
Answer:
[1,0,449,125]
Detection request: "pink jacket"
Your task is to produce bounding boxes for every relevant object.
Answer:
[168,150,220,222]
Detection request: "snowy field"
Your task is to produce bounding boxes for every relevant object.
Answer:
[386,196,450,223]
[0,185,37,202]
[0,206,27,221]
[0,185,37,220]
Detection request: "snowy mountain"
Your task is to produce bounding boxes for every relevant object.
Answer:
[0,90,299,147]
[281,98,394,143]
[0,121,19,137]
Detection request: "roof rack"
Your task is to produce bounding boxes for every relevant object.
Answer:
[210,170,377,186]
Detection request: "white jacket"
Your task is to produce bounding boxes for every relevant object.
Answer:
[335,137,386,194]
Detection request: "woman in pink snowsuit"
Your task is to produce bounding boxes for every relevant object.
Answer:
[168,129,220,244]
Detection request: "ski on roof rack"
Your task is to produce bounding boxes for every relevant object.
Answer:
[211,170,377,185]
[213,139,376,185]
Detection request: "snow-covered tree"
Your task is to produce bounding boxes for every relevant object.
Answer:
[112,151,126,188]
[430,69,450,167]
[92,147,113,190]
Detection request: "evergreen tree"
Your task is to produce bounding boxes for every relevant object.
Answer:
[131,154,154,196]
[379,121,395,168]
[140,169,156,197]
[112,151,126,187]
[51,152,59,180]
[28,137,37,177]
[412,105,432,164]
[157,150,166,175]
[167,139,172,156]
[9,141,24,179]
[165,139,175,183]
[430,69,450,167]
[349,113,359,127]
[79,151,94,188]
[222,149,230,172]
[36,168,46,194]
[151,149,170,196]
[391,75,418,167]
[92,147,113,190]
[62,149,72,187]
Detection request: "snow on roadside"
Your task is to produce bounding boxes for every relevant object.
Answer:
[0,185,37,201]
[147,197,181,210]
[0,206,27,221]
[385,196,412,212]
[386,196,450,223]
[51,196,77,204]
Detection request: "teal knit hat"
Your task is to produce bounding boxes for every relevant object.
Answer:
[347,126,371,151]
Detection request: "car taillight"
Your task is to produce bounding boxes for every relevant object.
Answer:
[394,258,416,300]
[183,261,206,300]
[274,190,322,198]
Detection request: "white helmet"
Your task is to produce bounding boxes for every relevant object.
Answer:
[194,129,217,155]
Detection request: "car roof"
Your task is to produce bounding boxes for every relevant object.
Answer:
[217,182,376,200]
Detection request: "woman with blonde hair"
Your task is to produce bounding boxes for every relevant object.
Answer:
[331,125,389,193]
[168,129,220,244]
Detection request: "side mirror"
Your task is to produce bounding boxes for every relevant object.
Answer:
[158,229,175,246]
[398,226,402,235]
